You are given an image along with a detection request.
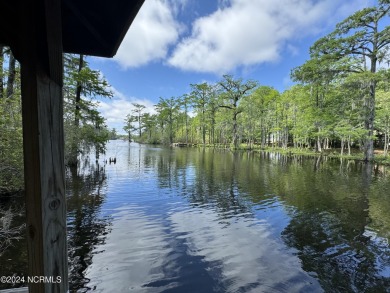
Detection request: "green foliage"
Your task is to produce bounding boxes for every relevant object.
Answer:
[131,103,146,137]
[0,49,23,193]
[108,128,118,140]
[64,54,113,166]
[376,89,390,155]
[155,97,180,144]
[293,1,390,160]
[218,75,258,148]
[0,51,113,193]
[190,82,214,145]
[0,96,23,192]
[123,114,137,142]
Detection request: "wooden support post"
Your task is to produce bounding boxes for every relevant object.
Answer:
[19,0,68,292]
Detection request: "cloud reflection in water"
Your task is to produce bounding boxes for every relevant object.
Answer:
[85,202,323,293]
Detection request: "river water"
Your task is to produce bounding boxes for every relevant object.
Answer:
[1,140,390,292]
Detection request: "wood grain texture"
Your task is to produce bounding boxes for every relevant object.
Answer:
[20,0,68,292]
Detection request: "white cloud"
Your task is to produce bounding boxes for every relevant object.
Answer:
[97,88,156,133]
[169,0,189,15]
[168,0,366,74]
[114,0,183,68]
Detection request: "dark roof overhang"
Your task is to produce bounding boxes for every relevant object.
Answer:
[0,0,144,58]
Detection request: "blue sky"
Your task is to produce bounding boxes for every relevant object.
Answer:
[90,0,375,133]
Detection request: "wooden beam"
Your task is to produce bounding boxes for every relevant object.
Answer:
[63,0,111,53]
[111,0,145,57]
[20,0,68,292]
[0,288,28,293]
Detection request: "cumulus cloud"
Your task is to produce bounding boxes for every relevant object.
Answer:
[114,0,183,68]
[97,88,156,133]
[168,0,365,74]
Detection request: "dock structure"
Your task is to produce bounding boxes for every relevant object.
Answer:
[0,1,144,292]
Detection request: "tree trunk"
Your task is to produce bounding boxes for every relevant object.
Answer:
[6,51,16,99]
[202,109,206,145]
[363,50,377,161]
[0,46,3,99]
[364,81,376,161]
[185,112,188,144]
[284,127,289,149]
[348,136,351,156]
[138,113,142,137]
[74,54,84,128]
[69,54,84,167]
[232,112,238,148]
[317,136,322,152]
[169,114,173,144]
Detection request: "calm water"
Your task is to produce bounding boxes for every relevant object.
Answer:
[1,141,390,292]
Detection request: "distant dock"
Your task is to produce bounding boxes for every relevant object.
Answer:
[171,143,197,147]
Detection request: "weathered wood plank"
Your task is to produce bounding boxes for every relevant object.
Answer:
[20,0,68,292]
[0,288,28,293]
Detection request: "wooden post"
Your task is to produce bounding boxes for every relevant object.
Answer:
[19,0,68,292]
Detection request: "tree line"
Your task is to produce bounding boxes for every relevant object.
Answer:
[124,0,390,162]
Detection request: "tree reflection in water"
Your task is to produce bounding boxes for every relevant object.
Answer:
[155,149,390,292]
[279,159,390,293]
[66,159,112,292]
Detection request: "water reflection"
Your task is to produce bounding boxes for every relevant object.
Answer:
[169,206,322,293]
[82,206,175,292]
[3,141,389,292]
[66,160,112,292]
[0,157,113,291]
[72,145,317,292]
[85,143,389,293]
[153,148,389,292]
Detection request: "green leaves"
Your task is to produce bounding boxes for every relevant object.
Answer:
[65,55,113,99]
[292,1,390,160]
[155,97,180,144]
[0,49,23,192]
[0,96,23,192]
[63,54,112,166]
